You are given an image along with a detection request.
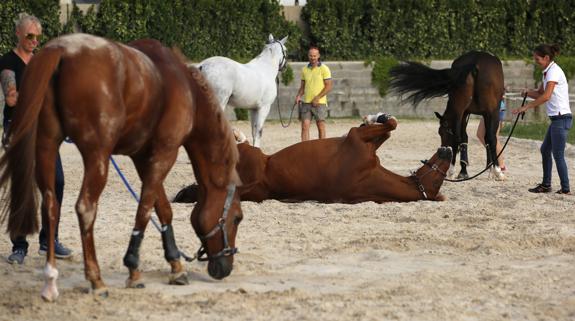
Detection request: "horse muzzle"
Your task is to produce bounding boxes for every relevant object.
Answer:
[208,257,233,280]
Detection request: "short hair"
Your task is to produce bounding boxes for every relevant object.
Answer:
[14,13,42,33]
[533,43,560,61]
[309,46,320,53]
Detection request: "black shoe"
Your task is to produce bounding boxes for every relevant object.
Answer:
[556,189,572,195]
[7,249,26,264]
[528,184,552,193]
[38,241,73,259]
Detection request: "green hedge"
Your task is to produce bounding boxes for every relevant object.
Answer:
[2,0,575,64]
[301,0,575,60]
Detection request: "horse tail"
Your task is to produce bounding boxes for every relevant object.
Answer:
[0,47,63,238]
[389,61,476,107]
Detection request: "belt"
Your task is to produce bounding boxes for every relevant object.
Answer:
[549,113,572,120]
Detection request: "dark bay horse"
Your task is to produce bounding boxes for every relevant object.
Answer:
[389,51,505,180]
[174,116,453,204]
[0,34,242,301]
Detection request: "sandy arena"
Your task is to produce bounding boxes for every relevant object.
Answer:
[1,118,574,321]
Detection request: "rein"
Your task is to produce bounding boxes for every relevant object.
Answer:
[445,95,527,183]
[195,183,238,262]
[275,75,299,128]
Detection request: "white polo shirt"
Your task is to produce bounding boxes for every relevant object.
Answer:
[543,61,571,116]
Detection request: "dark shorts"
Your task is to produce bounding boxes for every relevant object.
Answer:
[299,103,328,121]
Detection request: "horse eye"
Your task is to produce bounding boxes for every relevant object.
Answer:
[233,216,243,225]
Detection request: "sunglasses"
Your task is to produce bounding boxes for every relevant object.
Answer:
[25,33,42,41]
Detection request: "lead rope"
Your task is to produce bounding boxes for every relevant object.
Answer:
[445,95,527,183]
[275,76,299,128]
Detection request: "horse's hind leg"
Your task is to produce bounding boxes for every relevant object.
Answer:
[35,137,62,302]
[75,149,111,297]
[124,152,187,288]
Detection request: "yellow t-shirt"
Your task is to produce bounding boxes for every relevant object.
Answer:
[301,63,331,104]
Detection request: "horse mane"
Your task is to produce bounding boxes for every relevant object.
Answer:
[186,63,240,187]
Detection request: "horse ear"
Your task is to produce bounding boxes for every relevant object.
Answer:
[268,34,274,43]
[434,112,443,120]
[280,36,288,45]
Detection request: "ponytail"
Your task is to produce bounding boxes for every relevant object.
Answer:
[534,43,561,61]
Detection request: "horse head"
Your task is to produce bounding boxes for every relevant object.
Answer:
[435,111,457,153]
[266,34,288,71]
[184,66,244,280]
[412,146,452,201]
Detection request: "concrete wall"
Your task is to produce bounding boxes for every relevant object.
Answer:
[224,59,574,123]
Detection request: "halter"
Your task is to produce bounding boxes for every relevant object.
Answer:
[273,40,288,72]
[410,160,447,199]
[195,184,238,262]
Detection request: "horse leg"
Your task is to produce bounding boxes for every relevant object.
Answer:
[75,150,110,297]
[124,152,187,288]
[457,116,470,179]
[250,105,270,147]
[354,116,398,149]
[35,137,62,302]
[484,113,505,180]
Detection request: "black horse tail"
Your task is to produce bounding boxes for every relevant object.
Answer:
[389,61,476,107]
[0,46,64,238]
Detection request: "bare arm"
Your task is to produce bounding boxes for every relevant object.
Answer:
[295,80,305,104]
[311,79,333,106]
[513,82,555,114]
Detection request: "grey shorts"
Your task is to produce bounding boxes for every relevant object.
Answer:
[299,103,328,121]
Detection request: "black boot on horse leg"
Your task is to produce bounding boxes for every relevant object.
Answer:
[457,143,469,179]
[161,224,188,285]
[124,230,145,288]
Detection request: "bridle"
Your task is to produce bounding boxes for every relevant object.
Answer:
[410,159,447,199]
[195,183,238,262]
[273,40,287,72]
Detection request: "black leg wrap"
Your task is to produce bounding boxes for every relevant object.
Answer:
[124,231,144,269]
[161,224,181,262]
[459,143,469,166]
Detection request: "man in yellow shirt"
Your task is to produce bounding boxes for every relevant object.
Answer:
[295,47,333,141]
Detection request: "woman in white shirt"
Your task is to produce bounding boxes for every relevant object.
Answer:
[512,43,572,194]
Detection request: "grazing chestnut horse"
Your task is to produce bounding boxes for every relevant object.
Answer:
[389,51,505,180]
[0,34,243,301]
[174,116,452,204]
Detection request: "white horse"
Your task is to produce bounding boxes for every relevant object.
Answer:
[198,34,288,147]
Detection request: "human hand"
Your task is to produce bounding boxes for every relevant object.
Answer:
[511,105,527,115]
[295,95,301,104]
[311,97,319,107]
[5,88,18,107]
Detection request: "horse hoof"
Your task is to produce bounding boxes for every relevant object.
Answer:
[93,287,109,298]
[457,173,469,179]
[41,287,60,302]
[126,279,146,289]
[169,272,189,285]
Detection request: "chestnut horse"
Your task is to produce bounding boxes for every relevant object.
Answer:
[389,51,505,180]
[0,34,242,301]
[174,116,452,204]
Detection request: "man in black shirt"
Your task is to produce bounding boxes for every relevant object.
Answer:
[1,13,72,264]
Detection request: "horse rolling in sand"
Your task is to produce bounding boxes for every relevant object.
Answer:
[389,51,505,180]
[174,114,453,204]
[198,34,288,147]
[0,34,243,301]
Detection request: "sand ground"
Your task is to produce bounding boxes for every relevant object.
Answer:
[0,118,574,321]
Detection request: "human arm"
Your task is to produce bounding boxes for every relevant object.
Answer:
[512,82,555,114]
[311,78,333,106]
[295,80,305,104]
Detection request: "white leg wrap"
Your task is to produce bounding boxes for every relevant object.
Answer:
[41,263,60,302]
